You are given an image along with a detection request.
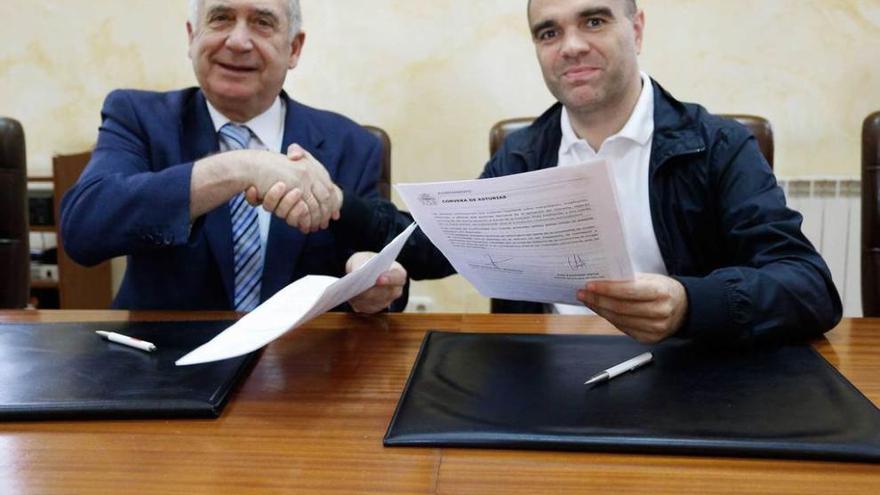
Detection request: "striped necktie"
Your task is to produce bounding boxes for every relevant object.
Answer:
[219,123,263,311]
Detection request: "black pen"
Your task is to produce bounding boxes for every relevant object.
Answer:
[585,352,653,385]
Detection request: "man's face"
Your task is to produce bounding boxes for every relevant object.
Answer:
[529,0,643,115]
[187,0,303,120]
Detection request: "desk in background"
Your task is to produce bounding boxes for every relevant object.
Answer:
[0,311,877,494]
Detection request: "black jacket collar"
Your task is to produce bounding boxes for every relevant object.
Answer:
[510,79,707,172]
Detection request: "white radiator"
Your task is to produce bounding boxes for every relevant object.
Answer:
[778,177,862,317]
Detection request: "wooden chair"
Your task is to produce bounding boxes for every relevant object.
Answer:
[862,111,880,316]
[53,152,113,309]
[0,117,30,308]
[489,115,774,168]
[363,125,391,200]
[487,114,775,313]
[721,114,774,169]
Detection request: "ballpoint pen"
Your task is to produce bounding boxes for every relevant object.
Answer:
[584,351,653,386]
[96,331,157,353]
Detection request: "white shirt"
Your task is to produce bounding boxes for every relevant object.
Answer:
[553,72,668,315]
[206,97,286,265]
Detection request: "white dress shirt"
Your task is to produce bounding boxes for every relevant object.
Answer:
[206,97,286,265]
[553,72,668,315]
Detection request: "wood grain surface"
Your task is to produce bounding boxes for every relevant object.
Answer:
[0,311,876,495]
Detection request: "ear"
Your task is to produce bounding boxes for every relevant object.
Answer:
[288,32,306,70]
[186,21,195,59]
[632,10,645,55]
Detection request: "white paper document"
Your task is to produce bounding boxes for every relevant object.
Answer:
[396,162,633,305]
[176,223,418,366]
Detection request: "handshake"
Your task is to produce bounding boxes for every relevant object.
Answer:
[212,143,403,314]
[242,143,343,234]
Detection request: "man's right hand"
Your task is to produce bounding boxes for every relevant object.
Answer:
[191,146,342,232]
[244,144,343,233]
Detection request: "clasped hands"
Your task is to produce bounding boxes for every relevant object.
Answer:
[243,143,340,234]
[241,144,405,314]
[578,273,689,344]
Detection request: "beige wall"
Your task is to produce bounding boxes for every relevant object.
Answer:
[2,0,879,311]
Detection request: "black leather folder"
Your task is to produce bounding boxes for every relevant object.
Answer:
[384,332,880,463]
[0,320,257,420]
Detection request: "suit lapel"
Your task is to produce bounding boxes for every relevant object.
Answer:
[261,95,327,299]
[181,90,236,306]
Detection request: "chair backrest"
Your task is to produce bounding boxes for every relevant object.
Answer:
[862,111,880,317]
[489,118,534,157]
[363,125,391,200]
[721,114,774,169]
[489,114,774,169]
[489,115,774,168]
[486,113,775,314]
[53,152,113,309]
[0,117,30,308]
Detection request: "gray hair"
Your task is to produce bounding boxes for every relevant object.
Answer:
[188,0,302,38]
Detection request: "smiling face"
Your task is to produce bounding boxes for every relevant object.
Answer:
[528,0,643,118]
[187,0,304,122]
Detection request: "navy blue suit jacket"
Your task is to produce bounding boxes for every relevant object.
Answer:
[60,88,383,310]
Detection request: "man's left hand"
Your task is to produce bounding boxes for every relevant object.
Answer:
[578,273,688,344]
[346,252,407,314]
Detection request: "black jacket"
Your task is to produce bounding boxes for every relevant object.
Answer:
[336,80,842,346]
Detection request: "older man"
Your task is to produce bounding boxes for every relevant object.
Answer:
[60,0,405,313]
[340,0,842,346]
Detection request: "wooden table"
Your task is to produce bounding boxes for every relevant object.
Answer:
[0,311,877,494]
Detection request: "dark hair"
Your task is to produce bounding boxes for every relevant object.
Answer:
[527,0,638,19]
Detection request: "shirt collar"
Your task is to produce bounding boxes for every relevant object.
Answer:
[205,96,284,149]
[559,105,582,155]
[559,72,655,154]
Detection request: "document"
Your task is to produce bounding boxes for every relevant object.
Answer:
[176,223,418,366]
[396,162,633,305]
